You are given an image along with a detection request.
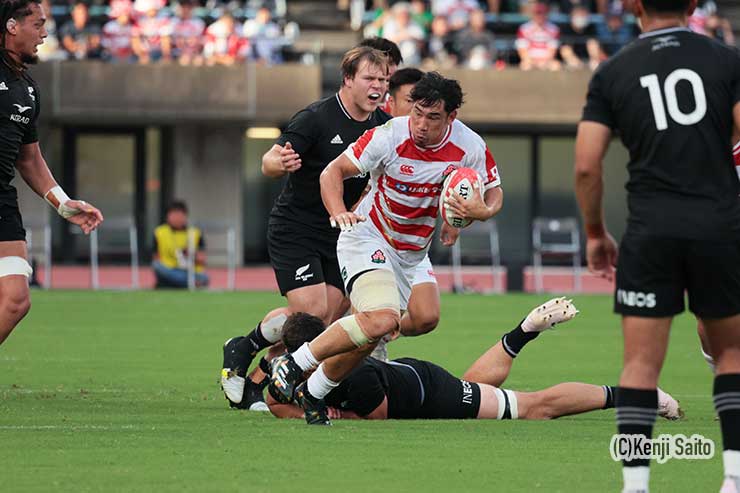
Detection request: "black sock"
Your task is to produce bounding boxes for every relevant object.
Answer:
[714,373,740,452]
[616,387,657,468]
[231,324,272,377]
[602,385,617,409]
[501,321,540,358]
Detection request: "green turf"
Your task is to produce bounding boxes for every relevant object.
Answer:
[0,291,724,492]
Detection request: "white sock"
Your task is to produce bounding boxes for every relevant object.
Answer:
[725,450,740,479]
[292,342,319,372]
[701,346,716,374]
[260,313,287,344]
[306,364,339,400]
[622,466,650,493]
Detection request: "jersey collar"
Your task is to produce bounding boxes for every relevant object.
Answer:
[335,93,372,122]
[639,26,690,39]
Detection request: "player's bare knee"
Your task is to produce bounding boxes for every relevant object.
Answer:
[3,291,30,321]
[355,309,400,339]
[414,312,439,335]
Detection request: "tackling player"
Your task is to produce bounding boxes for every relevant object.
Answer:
[574,0,740,490]
[269,72,504,425]
[266,300,682,422]
[0,0,103,346]
[220,45,391,410]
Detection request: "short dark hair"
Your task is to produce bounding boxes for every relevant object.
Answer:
[166,200,188,214]
[281,312,325,353]
[358,37,403,66]
[340,46,389,84]
[410,71,464,114]
[640,0,691,14]
[389,67,424,97]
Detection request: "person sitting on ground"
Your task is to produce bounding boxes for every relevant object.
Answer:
[152,200,208,288]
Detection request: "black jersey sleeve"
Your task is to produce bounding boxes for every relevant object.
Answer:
[276,108,320,157]
[21,82,39,145]
[581,68,615,128]
[343,365,386,416]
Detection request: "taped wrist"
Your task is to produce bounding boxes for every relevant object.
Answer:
[44,185,81,218]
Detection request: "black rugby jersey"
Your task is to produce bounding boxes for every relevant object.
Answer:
[269,94,391,234]
[324,357,425,419]
[582,27,740,239]
[0,61,40,205]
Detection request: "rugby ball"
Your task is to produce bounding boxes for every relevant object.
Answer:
[440,167,483,228]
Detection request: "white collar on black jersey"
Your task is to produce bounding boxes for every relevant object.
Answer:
[335,93,372,122]
[639,26,690,39]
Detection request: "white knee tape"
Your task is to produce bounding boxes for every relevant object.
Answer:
[337,314,374,347]
[494,388,519,420]
[0,256,32,278]
[349,269,400,315]
[261,313,287,344]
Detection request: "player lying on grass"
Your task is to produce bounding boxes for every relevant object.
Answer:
[266,298,683,421]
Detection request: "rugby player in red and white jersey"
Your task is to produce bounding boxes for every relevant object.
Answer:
[269,72,504,425]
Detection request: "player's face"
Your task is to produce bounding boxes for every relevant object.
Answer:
[409,100,456,147]
[9,3,47,64]
[345,60,388,114]
[388,83,415,117]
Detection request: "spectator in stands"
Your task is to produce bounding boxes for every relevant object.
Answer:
[595,4,635,59]
[37,0,66,61]
[204,12,248,65]
[548,0,607,15]
[131,0,172,64]
[516,1,560,71]
[243,6,283,64]
[170,0,205,66]
[423,14,458,68]
[432,0,480,31]
[102,0,136,62]
[455,8,496,69]
[704,10,735,45]
[410,0,433,34]
[382,2,425,65]
[59,1,104,60]
[153,201,208,289]
[558,4,599,70]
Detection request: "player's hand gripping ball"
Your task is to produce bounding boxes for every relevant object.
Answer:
[439,167,483,228]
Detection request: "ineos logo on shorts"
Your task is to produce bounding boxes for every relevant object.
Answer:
[399,164,414,176]
[616,289,657,308]
[461,380,473,405]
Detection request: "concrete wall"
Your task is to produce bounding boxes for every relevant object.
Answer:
[171,125,244,265]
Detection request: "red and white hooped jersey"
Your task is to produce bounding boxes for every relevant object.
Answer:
[345,116,501,252]
[734,141,740,181]
[515,21,559,63]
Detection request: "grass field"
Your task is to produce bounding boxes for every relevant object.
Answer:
[0,291,725,492]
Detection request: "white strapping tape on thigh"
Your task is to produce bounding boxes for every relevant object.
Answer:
[261,313,287,344]
[494,388,519,420]
[349,269,400,315]
[0,256,32,278]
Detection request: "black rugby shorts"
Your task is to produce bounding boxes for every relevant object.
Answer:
[267,221,344,296]
[615,233,740,318]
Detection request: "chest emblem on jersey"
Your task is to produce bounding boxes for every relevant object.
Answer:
[28,87,35,101]
[442,164,458,178]
[13,104,31,113]
[0,82,7,91]
[399,164,414,176]
[371,250,386,264]
[330,134,344,144]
